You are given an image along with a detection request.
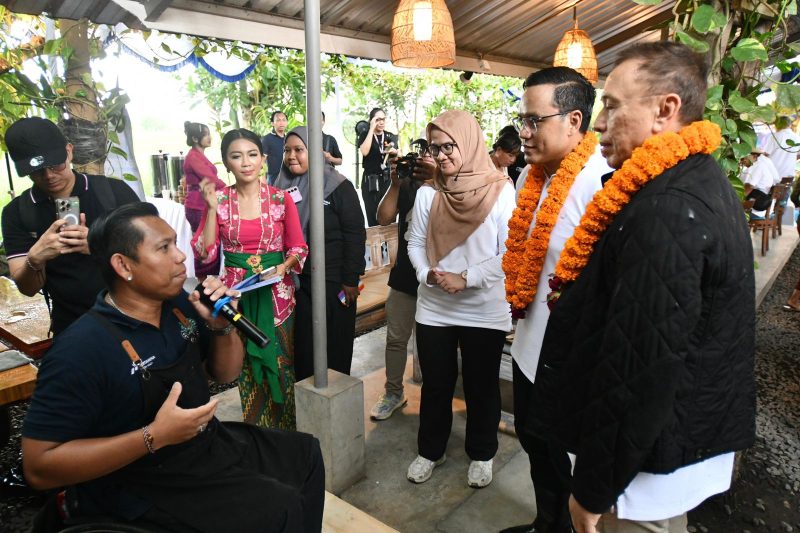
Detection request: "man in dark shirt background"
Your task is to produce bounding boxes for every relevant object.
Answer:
[261,110,288,185]
[1,117,138,334]
[321,111,343,168]
[369,141,435,420]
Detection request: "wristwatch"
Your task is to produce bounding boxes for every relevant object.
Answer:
[460,269,468,280]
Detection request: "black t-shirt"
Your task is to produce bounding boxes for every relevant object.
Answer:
[261,132,286,182]
[23,291,211,519]
[0,173,139,334]
[508,152,527,185]
[387,180,421,296]
[362,131,397,176]
[322,132,342,167]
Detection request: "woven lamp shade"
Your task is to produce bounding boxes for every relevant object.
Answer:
[391,0,456,68]
[553,25,598,84]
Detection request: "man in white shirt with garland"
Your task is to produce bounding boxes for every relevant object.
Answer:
[530,42,755,533]
[501,67,612,533]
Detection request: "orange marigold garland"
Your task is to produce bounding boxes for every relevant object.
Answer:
[502,131,598,317]
[547,120,721,308]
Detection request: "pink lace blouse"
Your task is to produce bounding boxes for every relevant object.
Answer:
[191,184,308,325]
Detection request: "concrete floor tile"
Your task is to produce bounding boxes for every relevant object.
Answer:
[437,449,535,532]
[341,359,527,532]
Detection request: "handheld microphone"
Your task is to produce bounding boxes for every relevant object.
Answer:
[194,283,269,348]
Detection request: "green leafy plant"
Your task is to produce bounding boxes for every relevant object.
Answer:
[634,0,800,194]
[0,9,131,174]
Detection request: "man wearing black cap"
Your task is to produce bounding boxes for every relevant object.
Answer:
[1,117,138,335]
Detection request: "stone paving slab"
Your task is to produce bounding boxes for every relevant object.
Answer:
[339,359,530,532]
[438,448,535,532]
[753,230,799,308]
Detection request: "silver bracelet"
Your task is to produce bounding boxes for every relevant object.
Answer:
[26,257,43,272]
[205,322,235,336]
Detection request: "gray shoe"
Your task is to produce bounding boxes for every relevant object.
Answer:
[407,454,446,483]
[370,392,407,420]
[467,459,493,488]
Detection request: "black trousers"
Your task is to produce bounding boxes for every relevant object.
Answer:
[32,426,326,533]
[294,277,357,381]
[416,323,505,461]
[513,360,573,532]
[361,173,389,227]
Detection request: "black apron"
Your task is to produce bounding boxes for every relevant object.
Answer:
[87,307,316,532]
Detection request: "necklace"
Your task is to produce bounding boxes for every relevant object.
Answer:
[105,292,129,317]
[547,120,721,308]
[232,183,266,251]
[502,131,597,318]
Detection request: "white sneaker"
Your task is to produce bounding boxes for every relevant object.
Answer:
[407,454,446,484]
[467,459,493,488]
[370,393,407,420]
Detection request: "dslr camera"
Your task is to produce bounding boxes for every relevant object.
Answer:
[395,139,429,180]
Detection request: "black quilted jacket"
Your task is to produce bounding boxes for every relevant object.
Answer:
[528,154,756,514]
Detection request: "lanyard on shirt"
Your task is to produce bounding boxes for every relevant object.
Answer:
[374,133,385,156]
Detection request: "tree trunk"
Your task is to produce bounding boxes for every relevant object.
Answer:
[60,18,105,175]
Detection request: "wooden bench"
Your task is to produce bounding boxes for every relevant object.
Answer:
[355,223,398,334]
[323,492,399,532]
[0,276,53,360]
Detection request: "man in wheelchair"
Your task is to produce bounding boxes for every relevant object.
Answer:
[22,202,324,532]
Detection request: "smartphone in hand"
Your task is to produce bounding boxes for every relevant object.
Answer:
[259,266,279,281]
[55,197,80,227]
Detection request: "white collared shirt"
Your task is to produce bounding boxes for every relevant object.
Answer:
[762,127,800,177]
[742,154,780,194]
[615,453,734,520]
[510,146,610,383]
[408,182,516,331]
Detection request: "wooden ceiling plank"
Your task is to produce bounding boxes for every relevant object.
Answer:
[592,8,674,54]
[144,0,174,21]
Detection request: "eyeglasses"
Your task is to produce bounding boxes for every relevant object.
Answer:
[30,162,68,178]
[429,142,458,157]
[512,112,570,134]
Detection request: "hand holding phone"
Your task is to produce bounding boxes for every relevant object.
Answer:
[55,197,80,227]
[259,266,279,281]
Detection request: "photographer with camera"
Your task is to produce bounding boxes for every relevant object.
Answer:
[370,136,437,421]
[359,107,398,226]
[1,117,139,335]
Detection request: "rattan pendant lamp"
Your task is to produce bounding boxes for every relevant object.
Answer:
[552,4,598,84]
[391,0,456,68]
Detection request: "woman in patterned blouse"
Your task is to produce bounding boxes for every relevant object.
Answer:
[192,128,308,429]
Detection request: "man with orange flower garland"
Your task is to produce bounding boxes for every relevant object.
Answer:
[529,42,755,533]
[500,67,612,533]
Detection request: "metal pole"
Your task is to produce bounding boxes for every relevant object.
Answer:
[305,0,328,388]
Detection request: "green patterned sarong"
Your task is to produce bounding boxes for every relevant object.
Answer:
[224,250,284,403]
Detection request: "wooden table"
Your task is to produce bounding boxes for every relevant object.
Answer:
[0,276,52,360]
[0,362,38,407]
